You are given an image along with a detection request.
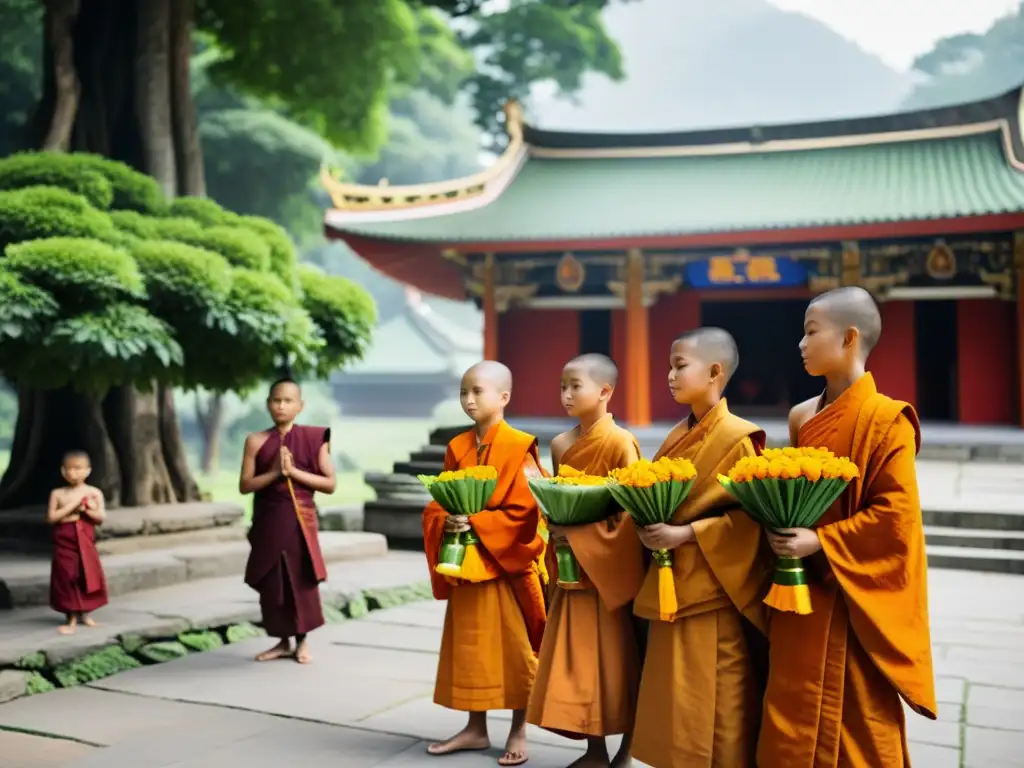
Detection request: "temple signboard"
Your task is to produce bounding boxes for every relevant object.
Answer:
[686,249,808,288]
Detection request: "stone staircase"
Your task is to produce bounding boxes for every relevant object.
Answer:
[361,425,1024,574]
[0,501,387,610]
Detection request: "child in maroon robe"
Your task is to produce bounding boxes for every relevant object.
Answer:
[240,378,336,664]
[47,450,108,635]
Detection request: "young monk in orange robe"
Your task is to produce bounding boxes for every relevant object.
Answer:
[632,328,772,768]
[758,287,936,767]
[526,354,644,767]
[424,361,547,767]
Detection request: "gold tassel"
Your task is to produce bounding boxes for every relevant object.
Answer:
[763,582,813,615]
[658,565,678,622]
[455,543,501,583]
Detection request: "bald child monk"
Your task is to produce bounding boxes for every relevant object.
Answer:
[424,361,547,767]
[632,328,772,768]
[240,378,335,665]
[758,287,936,767]
[527,354,644,767]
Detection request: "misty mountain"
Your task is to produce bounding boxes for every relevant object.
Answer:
[528,0,914,131]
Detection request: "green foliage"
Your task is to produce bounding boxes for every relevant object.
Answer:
[137,641,190,663]
[0,270,58,342]
[131,240,233,318]
[169,195,239,227]
[13,651,46,670]
[4,237,145,307]
[0,154,113,209]
[0,187,118,251]
[298,264,376,377]
[52,645,141,688]
[180,225,271,271]
[70,154,167,214]
[346,593,369,619]
[178,630,225,652]
[225,621,266,643]
[237,216,298,287]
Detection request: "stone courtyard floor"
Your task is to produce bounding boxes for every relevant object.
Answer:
[0,556,1022,767]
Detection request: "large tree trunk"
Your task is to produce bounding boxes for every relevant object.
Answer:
[0,0,204,510]
[170,0,205,197]
[195,393,224,475]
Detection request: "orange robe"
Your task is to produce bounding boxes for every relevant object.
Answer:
[526,414,645,738]
[632,399,772,768]
[423,420,547,712]
[758,373,937,768]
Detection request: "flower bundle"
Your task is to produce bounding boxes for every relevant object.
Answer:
[418,466,498,580]
[718,447,859,614]
[607,457,698,621]
[527,465,612,589]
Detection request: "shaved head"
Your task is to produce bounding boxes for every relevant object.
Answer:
[565,353,619,387]
[674,327,740,380]
[464,360,512,392]
[808,287,881,354]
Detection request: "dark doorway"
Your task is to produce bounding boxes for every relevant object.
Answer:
[915,300,958,421]
[579,309,612,358]
[700,299,819,415]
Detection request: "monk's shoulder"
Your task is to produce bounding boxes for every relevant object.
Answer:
[499,423,539,454]
[447,429,476,453]
[864,392,921,454]
[245,429,273,452]
[719,411,766,448]
[789,397,818,435]
[549,430,575,464]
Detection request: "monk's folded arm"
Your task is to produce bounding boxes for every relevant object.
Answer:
[816,416,919,582]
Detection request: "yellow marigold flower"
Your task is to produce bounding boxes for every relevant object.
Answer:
[434,466,498,483]
[609,457,696,487]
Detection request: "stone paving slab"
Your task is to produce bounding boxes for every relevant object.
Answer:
[0,729,96,767]
[0,550,428,666]
[0,530,389,609]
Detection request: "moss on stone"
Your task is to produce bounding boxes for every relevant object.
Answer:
[322,605,347,624]
[225,622,265,643]
[178,630,224,652]
[53,645,141,688]
[14,652,46,670]
[138,641,190,664]
[24,672,55,696]
[345,594,369,619]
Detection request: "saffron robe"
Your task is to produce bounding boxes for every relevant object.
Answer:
[527,414,644,738]
[757,373,937,768]
[424,420,547,712]
[632,399,772,768]
[50,517,108,615]
[244,425,330,639]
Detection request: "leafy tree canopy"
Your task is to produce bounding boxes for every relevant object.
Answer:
[0,152,376,396]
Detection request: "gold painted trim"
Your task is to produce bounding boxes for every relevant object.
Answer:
[320,101,526,211]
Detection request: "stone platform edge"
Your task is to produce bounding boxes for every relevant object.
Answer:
[0,580,433,705]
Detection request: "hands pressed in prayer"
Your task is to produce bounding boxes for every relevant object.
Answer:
[280,446,294,478]
[637,522,694,551]
[766,527,822,559]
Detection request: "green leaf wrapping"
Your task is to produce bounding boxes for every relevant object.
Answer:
[607,479,695,527]
[718,476,852,530]
[417,475,498,516]
[527,478,613,525]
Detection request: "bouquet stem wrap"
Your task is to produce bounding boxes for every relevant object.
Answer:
[718,447,859,615]
[527,468,612,590]
[419,467,498,582]
[606,457,697,622]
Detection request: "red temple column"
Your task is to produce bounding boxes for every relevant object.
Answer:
[482,252,498,361]
[625,249,651,426]
[1016,233,1024,426]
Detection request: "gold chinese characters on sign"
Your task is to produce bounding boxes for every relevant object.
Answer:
[707,249,783,284]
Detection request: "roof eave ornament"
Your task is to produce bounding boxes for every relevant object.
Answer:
[320,98,527,212]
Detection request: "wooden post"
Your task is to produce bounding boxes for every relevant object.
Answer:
[483,252,499,361]
[1015,233,1024,426]
[625,249,651,426]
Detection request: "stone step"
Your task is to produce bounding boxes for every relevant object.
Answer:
[95,526,247,555]
[926,545,1024,575]
[409,445,446,463]
[924,526,1024,551]
[0,531,387,610]
[429,425,469,446]
[393,460,446,477]
[922,508,1024,531]
[0,502,244,545]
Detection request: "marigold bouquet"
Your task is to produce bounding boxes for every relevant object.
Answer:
[418,466,498,581]
[527,465,612,589]
[718,447,859,614]
[606,457,698,621]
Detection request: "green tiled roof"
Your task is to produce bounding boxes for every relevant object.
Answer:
[331,132,1024,243]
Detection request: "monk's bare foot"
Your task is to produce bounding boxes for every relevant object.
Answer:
[294,639,312,664]
[57,623,76,635]
[498,728,528,766]
[80,616,99,628]
[426,728,490,756]
[255,640,292,662]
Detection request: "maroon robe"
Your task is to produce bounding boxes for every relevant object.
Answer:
[50,518,108,615]
[244,424,330,638]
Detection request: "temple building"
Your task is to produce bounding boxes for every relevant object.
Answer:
[322,85,1024,427]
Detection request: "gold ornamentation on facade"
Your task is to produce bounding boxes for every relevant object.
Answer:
[606,277,682,303]
[555,253,586,293]
[841,241,862,287]
[465,279,538,312]
[320,101,525,211]
[925,241,957,280]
